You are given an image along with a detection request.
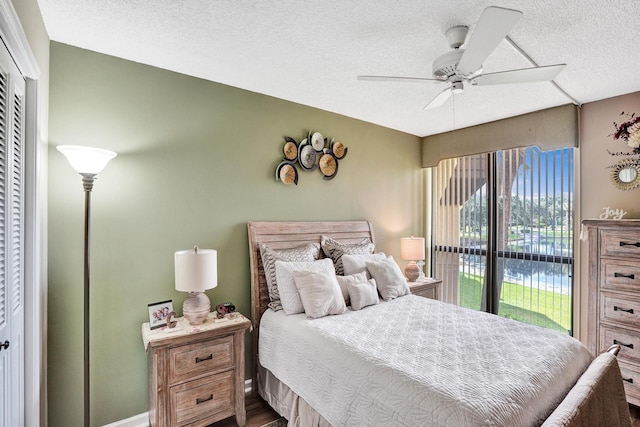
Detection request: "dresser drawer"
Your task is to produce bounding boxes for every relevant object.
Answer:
[170,335,234,384]
[600,293,640,328]
[602,259,640,292]
[618,361,640,405]
[600,325,640,365]
[600,229,640,258]
[170,370,234,426]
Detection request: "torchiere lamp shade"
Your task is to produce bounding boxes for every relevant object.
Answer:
[56,145,117,175]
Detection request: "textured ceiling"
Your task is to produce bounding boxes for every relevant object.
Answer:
[37,0,640,137]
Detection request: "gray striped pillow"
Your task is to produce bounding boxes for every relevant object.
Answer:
[320,236,374,276]
[259,242,321,311]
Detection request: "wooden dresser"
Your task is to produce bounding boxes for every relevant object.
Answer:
[584,219,640,406]
[143,312,251,426]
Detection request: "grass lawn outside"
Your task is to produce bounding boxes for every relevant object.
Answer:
[459,272,572,333]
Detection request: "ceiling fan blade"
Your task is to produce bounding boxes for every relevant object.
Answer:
[472,64,566,86]
[423,87,452,110]
[357,75,442,83]
[456,6,523,77]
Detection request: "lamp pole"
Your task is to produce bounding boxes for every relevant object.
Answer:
[82,174,95,427]
[57,145,116,427]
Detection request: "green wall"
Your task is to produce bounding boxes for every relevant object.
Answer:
[48,42,423,426]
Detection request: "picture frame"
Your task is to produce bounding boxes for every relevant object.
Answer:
[148,299,174,330]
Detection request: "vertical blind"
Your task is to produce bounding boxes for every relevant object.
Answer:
[431,146,574,333]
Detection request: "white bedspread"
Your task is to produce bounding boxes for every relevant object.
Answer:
[259,295,593,427]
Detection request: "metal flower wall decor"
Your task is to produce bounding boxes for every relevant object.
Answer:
[607,111,640,191]
[275,130,348,185]
[611,111,640,154]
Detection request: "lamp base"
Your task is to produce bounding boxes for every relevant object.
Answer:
[182,292,211,325]
[404,261,420,282]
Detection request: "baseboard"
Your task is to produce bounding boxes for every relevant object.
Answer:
[104,379,254,426]
[102,412,149,427]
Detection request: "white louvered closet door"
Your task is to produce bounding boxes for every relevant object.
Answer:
[0,39,25,426]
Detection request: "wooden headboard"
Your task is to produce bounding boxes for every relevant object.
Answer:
[247,221,375,376]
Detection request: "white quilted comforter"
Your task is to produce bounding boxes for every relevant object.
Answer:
[259,295,593,427]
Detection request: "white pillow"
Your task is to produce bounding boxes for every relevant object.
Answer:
[335,271,369,305]
[293,270,347,318]
[342,252,386,278]
[365,256,411,301]
[275,258,335,315]
[347,279,380,311]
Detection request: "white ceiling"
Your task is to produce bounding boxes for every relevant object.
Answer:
[36,0,640,137]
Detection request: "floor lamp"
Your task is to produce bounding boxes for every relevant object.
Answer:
[57,145,117,427]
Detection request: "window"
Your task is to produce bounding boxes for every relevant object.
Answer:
[431,146,574,334]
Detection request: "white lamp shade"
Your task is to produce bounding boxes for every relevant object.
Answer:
[175,248,218,292]
[57,145,117,175]
[400,237,425,261]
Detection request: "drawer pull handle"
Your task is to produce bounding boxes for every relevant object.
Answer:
[623,377,634,384]
[614,272,636,280]
[195,354,213,363]
[196,394,213,405]
[613,339,634,349]
[613,306,634,314]
[620,241,640,248]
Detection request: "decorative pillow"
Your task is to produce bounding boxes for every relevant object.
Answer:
[320,236,374,276]
[336,271,369,305]
[293,270,347,319]
[347,279,380,311]
[259,242,320,311]
[365,256,411,301]
[342,252,386,278]
[275,258,335,315]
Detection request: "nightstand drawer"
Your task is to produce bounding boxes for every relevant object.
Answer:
[170,335,234,384]
[171,370,234,426]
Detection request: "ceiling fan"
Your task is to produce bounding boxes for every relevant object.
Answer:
[357,6,566,109]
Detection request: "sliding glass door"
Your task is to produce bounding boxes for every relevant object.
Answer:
[432,146,574,334]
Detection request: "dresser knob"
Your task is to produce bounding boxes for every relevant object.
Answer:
[0,340,9,351]
[614,272,636,280]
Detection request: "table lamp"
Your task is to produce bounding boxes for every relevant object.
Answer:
[175,246,218,325]
[400,236,425,282]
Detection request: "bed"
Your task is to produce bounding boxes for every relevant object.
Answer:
[248,220,631,427]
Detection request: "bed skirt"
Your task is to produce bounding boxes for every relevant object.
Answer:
[257,363,333,427]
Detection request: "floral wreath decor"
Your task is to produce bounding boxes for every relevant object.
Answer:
[611,111,640,154]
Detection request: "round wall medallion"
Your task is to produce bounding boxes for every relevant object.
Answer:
[311,132,325,151]
[299,143,317,170]
[331,140,347,159]
[319,153,338,179]
[283,141,298,160]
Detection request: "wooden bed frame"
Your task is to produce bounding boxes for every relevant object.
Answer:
[247,220,375,378]
[247,220,631,426]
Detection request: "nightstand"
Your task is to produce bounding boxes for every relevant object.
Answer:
[408,277,443,301]
[142,312,251,427]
